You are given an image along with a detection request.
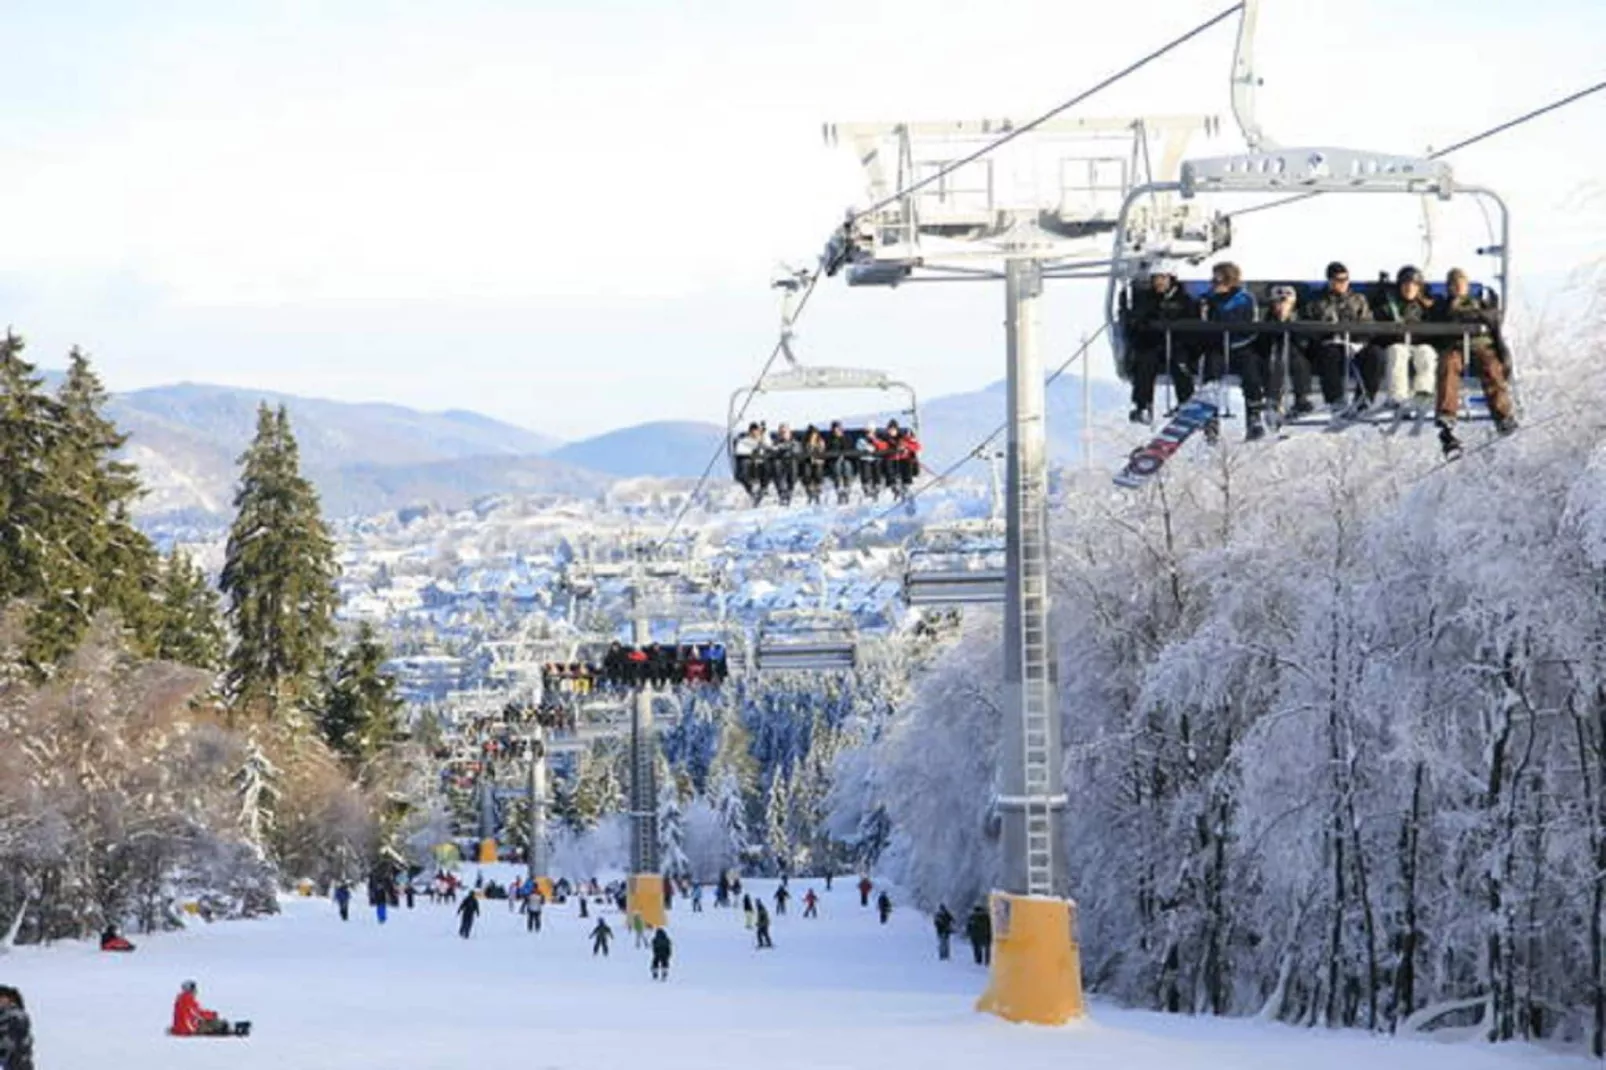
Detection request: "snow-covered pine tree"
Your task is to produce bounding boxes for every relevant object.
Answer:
[657,780,689,879]
[764,767,793,874]
[235,730,281,857]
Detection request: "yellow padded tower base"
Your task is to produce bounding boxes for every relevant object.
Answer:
[478,838,498,864]
[976,893,1086,1025]
[628,873,667,929]
[534,877,554,900]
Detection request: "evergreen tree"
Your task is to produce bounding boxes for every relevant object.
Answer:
[0,338,161,667]
[50,349,161,652]
[221,404,338,716]
[765,767,794,873]
[318,623,402,775]
[710,768,750,869]
[153,551,225,670]
[0,331,65,614]
[235,730,282,857]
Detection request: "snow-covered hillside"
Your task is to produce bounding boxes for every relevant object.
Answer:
[8,873,1588,1070]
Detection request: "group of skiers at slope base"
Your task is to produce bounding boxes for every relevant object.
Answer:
[1122,261,1516,456]
[733,419,921,507]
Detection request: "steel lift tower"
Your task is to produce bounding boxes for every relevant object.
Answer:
[565,539,708,930]
[824,112,1217,1024]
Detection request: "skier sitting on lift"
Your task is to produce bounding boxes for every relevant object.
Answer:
[855,426,887,500]
[1304,261,1376,418]
[733,423,770,504]
[1371,266,1438,415]
[824,421,857,504]
[1258,285,1315,421]
[800,426,828,504]
[1433,267,1518,456]
[768,424,801,506]
[1122,269,1195,425]
[883,420,921,492]
[1199,262,1262,441]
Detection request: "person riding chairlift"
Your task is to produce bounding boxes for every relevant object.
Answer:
[733,422,770,504]
[1258,285,1315,421]
[1304,260,1377,419]
[1433,267,1518,456]
[768,423,801,506]
[856,424,888,499]
[1372,265,1438,413]
[823,420,856,504]
[800,426,828,505]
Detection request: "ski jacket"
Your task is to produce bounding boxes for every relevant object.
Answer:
[1123,282,1196,339]
[1202,286,1257,351]
[652,929,672,956]
[1433,294,1503,359]
[0,1002,33,1070]
[590,921,612,942]
[171,991,217,1037]
[966,908,991,942]
[934,909,955,936]
[457,895,480,920]
[823,431,855,461]
[1371,288,1436,346]
[1303,287,1373,345]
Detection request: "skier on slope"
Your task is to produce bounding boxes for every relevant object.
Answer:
[0,985,35,1070]
[457,891,481,939]
[650,927,673,981]
[170,981,249,1037]
[802,889,819,919]
[691,882,704,913]
[877,891,892,925]
[966,905,992,966]
[591,918,613,957]
[524,893,543,933]
[333,883,351,922]
[630,911,650,949]
[773,884,790,916]
[933,905,955,960]
[754,901,773,949]
[857,876,873,907]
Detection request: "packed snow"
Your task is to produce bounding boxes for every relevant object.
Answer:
[2,868,1587,1070]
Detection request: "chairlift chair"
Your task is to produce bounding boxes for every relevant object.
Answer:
[754,609,858,673]
[1106,147,1515,430]
[902,519,1008,606]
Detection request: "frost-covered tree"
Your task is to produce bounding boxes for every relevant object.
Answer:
[657,781,689,879]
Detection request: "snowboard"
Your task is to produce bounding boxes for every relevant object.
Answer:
[1113,396,1220,489]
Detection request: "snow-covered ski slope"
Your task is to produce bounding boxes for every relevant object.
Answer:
[4,870,1587,1069]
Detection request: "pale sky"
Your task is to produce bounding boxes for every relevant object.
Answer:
[1,0,1602,439]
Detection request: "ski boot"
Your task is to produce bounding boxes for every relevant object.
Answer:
[232,1021,252,1038]
[1436,419,1463,459]
[1129,407,1151,424]
[1495,415,1519,436]
[1245,410,1267,442]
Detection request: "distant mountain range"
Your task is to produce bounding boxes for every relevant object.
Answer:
[90,376,1128,524]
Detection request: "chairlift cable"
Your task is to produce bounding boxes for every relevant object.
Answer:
[851,3,1247,224]
[1226,77,1606,221]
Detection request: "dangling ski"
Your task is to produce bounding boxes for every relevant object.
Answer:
[1113,396,1220,489]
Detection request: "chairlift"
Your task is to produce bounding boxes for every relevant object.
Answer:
[754,609,858,673]
[727,270,922,507]
[1106,147,1516,430]
[903,519,1007,606]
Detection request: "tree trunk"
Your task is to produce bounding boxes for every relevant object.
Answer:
[1391,761,1425,1032]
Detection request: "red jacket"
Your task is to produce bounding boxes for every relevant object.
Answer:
[172,990,217,1036]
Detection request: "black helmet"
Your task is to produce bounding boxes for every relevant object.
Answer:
[1397,265,1423,285]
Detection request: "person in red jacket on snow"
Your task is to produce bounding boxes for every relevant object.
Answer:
[171,981,249,1037]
